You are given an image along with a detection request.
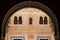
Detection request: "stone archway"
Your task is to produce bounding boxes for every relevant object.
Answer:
[1,1,59,40]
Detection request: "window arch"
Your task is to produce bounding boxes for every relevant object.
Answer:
[19,16,22,24]
[39,17,43,24]
[14,16,17,24]
[44,17,48,24]
[14,16,22,24]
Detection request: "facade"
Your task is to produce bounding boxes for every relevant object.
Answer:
[1,1,59,40]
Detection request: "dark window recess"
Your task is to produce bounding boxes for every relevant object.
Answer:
[40,39,48,40]
[39,17,43,24]
[19,16,22,24]
[44,17,48,24]
[14,39,22,40]
[14,16,17,24]
[29,18,32,24]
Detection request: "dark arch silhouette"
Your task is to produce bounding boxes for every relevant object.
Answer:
[1,1,59,40]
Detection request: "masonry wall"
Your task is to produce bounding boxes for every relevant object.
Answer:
[5,8,55,40]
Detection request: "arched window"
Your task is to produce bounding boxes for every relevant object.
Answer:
[14,16,17,24]
[29,18,32,24]
[19,16,22,24]
[44,17,48,24]
[39,17,43,24]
